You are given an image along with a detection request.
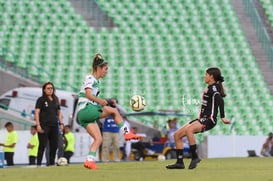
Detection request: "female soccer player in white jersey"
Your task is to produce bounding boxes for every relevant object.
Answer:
[166,67,231,170]
[77,53,142,169]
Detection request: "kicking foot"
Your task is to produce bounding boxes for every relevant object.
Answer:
[124,132,143,141]
[84,160,97,170]
[166,163,185,169]
[188,158,201,169]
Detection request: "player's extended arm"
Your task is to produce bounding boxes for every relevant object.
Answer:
[85,88,108,106]
[215,93,230,124]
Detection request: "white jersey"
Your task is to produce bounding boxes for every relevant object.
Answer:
[77,74,100,110]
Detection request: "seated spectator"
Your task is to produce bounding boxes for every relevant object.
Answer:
[130,127,155,161]
[166,119,178,148]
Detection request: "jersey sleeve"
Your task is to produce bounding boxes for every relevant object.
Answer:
[215,93,225,118]
[35,97,43,109]
[83,75,94,90]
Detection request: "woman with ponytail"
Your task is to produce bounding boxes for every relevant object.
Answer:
[166,67,230,170]
[77,53,142,170]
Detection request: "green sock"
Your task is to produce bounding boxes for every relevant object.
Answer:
[118,122,124,128]
[88,151,96,157]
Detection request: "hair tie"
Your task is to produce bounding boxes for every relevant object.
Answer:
[96,60,108,67]
[94,54,108,67]
[218,76,224,82]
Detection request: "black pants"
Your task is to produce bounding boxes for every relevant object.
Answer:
[37,125,59,166]
[132,142,146,158]
[57,135,65,158]
[63,151,74,163]
[46,135,64,165]
[29,156,36,165]
[4,152,14,166]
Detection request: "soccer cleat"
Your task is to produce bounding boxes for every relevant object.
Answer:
[166,163,185,169]
[84,160,97,170]
[124,132,143,141]
[188,158,201,169]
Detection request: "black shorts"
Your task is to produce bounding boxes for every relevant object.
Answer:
[189,118,217,132]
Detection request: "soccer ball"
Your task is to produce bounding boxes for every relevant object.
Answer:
[129,95,146,112]
[57,157,68,166]
[157,154,166,161]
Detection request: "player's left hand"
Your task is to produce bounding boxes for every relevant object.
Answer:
[221,118,231,124]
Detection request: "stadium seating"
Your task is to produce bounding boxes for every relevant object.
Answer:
[1,0,273,140]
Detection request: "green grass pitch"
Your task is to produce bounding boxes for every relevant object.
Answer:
[0,158,273,181]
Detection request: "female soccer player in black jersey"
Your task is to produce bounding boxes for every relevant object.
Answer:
[166,67,231,169]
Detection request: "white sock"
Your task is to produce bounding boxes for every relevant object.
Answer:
[86,155,96,161]
[121,124,128,134]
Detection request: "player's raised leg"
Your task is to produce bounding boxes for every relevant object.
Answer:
[101,106,143,141]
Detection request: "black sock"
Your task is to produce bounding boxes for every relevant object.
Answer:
[176,149,184,164]
[190,144,198,159]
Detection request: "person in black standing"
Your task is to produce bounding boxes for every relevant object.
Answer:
[35,82,64,166]
[166,67,231,170]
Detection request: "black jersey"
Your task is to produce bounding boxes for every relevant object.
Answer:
[199,83,225,122]
[35,96,60,126]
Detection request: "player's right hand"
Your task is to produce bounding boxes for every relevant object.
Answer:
[37,125,44,133]
[99,99,108,106]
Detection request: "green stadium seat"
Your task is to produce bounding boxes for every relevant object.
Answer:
[1,0,273,138]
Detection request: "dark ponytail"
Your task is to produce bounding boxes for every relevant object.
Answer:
[206,67,226,97]
[92,53,108,72]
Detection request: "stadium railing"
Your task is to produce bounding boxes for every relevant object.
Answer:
[0,46,78,92]
[243,0,273,68]
[78,0,114,28]
[0,116,33,130]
